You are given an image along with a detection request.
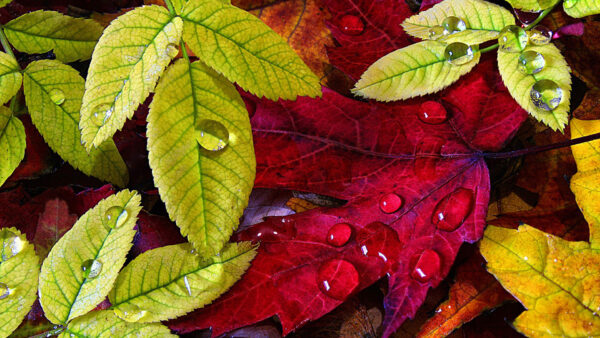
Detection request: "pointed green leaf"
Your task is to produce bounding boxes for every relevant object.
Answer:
[505,0,559,11]
[3,10,103,63]
[60,310,175,338]
[147,59,255,256]
[564,0,600,18]
[39,190,142,325]
[23,60,129,187]
[0,228,39,338]
[402,0,515,45]
[80,5,182,150]
[0,52,22,106]
[109,242,257,322]
[497,43,571,132]
[180,0,321,100]
[0,1,12,9]
[0,107,25,187]
[353,40,480,101]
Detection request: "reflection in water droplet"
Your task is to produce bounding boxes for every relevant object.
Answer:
[339,15,364,36]
[410,249,441,283]
[498,25,528,52]
[81,259,102,279]
[327,223,353,247]
[432,188,474,231]
[196,119,229,152]
[441,16,467,35]
[317,259,359,300]
[0,283,9,300]
[356,222,402,272]
[0,229,24,261]
[428,26,445,40]
[91,104,113,127]
[379,193,404,214]
[418,101,448,125]
[183,276,192,296]
[415,137,444,181]
[518,50,545,75]
[114,303,147,322]
[238,218,297,243]
[49,89,65,105]
[104,206,129,229]
[513,8,541,25]
[564,0,577,8]
[444,42,475,66]
[530,79,563,111]
[529,25,552,45]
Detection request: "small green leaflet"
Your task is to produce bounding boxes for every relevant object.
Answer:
[0,0,12,9]
[0,107,25,187]
[563,0,600,18]
[109,242,257,322]
[0,52,22,106]
[60,311,175,338]
[505,0,560,11]
[3,10,104,63]
[38,190,142,324]
[0,228,39,338]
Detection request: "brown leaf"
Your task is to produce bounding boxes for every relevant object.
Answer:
[574,88,600,120]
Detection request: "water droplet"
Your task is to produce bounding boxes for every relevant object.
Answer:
[418,101,447,125]
[327,223,353,247]
[415,137,444,181]
[379,193,403,214]
[183,276,192,296]
[317,259,359,300]
[529,25,552,45]
[444,42,475,66]
[81,259,102,279]
[104,206,129,229]
[564,0,577,8]
[410,249,441,283]
[356,222,402,271]
[90,104,113,127]
[432,188,474,231]
[0,229,24,261]
[339,15,364,36]
[513,8,541,25]
[498,25,528,52]
[238,218,297,243]
[428,26,445,40]
[530,79,563,111]
[518,50,545,75]
[0,283,9,299]
[441,16,467,35]
[49,89,65,105]
[114,303,147,322]
[196,119,229,152]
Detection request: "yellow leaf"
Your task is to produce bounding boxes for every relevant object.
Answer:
[109,242,257,322]
[564,0,600,18]
[0,52,22,106]
[80,5,182,150]
[23,60,129,187]
[3,10,103,63]
[39,190,142,324]
[0,228,39,338]
[402,0,515,45]
[147,59,255,256]
[353,40,480,101]
[0,107,25,187]
[60,310,175,338]
[505,0,560,11]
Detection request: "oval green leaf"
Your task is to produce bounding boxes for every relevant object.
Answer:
[505,0,560,11]
[0,52,22,106]
[0,107,25,187]
[564,0,600,18]
[60,310,175,338]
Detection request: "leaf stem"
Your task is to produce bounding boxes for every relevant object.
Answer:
[180,41,190,63]
[163,0,176,14]
[483,131,600,159]
[524,4,558,31]
[0,26,15,59]
[479,43,498,53]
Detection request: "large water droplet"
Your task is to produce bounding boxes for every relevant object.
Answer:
[339,15,364,36]
[238,218,297,243]
[432,188,474,232]
[513,8,541,25]
[530,79,563,111]
[0,283,9,300]
[418,101,448,125]
[356,222,402,271]
[104,206,129,229]
[327,223,353,247]
[428,26,445,40]
[49,89,65,105]
[91,104,113,127]
[444,42,475,66]
[441,16,467,35]
[196,119,229,152]
[0,229,24,261]
[410,249,441,283]
[529,25,552,45]
[114,303,147,322]
[415,137,444,181]
[379,193,403,214]
[498,25,528,52]
[317,259,359,300]
[81,259,102,279]
[564,0,577,8]
[518,50,545,75]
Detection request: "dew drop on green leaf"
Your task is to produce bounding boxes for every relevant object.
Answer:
[195,119,229,152]
[441,16,467,35]
[529,25,552,45]
[0,229,24,261]
[91,104,113,127]
[49,89,65,105]
[444,42,475,66]
[183,276,192,296]
[0,283,10,300]
[530,79,562,111]
[104,206,129,229]
[518,50,545,75]
[81,259,102,279]
[498,25,528,52]
[564,0,577,8]
[428,26,445,40]
[114,303,147,322]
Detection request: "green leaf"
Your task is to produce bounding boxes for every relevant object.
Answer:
[505,0,559,11]
[109,242,257,323]
[0,228,39,338]
[80,5,182,150]
[564,0,600,18]
[60,310,175,338]
[0,52,22,106]
[497,43,571,132]
[353,40,480,101]
[0,106,25,187]
[39,190,142,325]
[180,0,321,100]
[23,60,129,187]
[402,0,515,45]
[0,0,12,9]
[147,59,255,256]
[3,10,104,63]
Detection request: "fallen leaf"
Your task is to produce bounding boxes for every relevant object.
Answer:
[574,88,600,120]
[555,21,600,89]
[33,199,77,259]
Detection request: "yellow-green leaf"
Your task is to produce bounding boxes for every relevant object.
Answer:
[23,60,128,187]
[564,0,600,18]
[353,40,480,101]
[0,0,12,9]
[3,10,103,63]
[0,52,22,106]
[109,242,256,322]
[0,107,25,187]
[180,0,321,100]
[39,190,142,325]
[481,225,600,337]
[60,310,175,338]
[402,0,515,45]
[505,0,560,11]
[80,5,182,150]
[0,228,39,338]
[497,43,571,132]
[147,59,255,256]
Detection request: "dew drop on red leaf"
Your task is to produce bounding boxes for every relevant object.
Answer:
[327,223,353,247]
[410,249,441,283]
[339,15,365,36]
[379,193,404,213]
[356,222,402,271]
[415,137,445,180]
[418,101,448,125]
[238,217,297,242]
[317,258,360,300]
[432,188,475,232]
